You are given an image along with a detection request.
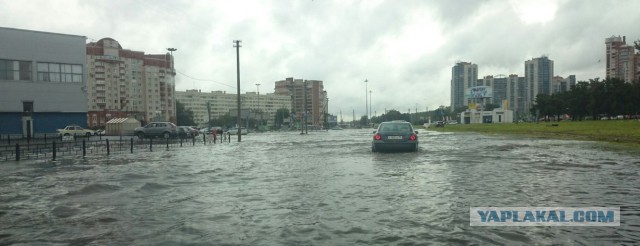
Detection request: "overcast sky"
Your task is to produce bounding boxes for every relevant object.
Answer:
[2,0,639,120]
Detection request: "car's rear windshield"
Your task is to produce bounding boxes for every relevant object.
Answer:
[378,123,412,133]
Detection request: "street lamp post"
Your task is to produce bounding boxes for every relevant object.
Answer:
[256,83,261,131]
[325,97,329,129]
[167,48,177,70]
[364,79,368,126]
[166,48,177,123]
[369,90,372,125]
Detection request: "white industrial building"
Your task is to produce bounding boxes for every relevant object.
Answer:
[460,109,514,124]
[0,27,88,136]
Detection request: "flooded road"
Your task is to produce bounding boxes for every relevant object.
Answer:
[1,129,639,245]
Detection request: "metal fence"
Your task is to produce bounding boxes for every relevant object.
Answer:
[0,133,230,162]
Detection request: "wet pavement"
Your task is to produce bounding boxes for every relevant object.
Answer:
[1,129,639,245]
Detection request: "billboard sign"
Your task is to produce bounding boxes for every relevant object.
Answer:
[466,86,493,99]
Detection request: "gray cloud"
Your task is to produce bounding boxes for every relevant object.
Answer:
[1,0,639,120]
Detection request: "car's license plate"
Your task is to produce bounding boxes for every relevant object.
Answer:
[387,136,402,140]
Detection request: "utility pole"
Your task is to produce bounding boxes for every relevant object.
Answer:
[233,40,242,142]
[369,90,372,125]
[352,109,355,128]
[256,83,261,131]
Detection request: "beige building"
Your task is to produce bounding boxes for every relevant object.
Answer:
[274,77,328,128]
[605,35,639,83]
[86,38,176,127]
[552,75,576,94]
[175,89,291,128]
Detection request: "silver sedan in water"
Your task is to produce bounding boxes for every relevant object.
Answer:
[372,121,419,152]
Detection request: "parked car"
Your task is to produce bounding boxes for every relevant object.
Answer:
[134,122,178,139]
[372,120,419,152]
[57,125,96,137]
[188,126,199,137]
[177,126,196,138]
[198,126,221,135]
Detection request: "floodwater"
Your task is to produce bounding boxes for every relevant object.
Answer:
[1,129,639,245]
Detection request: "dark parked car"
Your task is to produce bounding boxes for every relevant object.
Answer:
[372,120,419,152]
[134,122,178,139]
[177,126,196,138]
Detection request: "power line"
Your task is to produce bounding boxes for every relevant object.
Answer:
[176,70,236,89]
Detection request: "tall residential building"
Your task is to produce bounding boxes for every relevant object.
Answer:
[552,75,576,94]
[480,75,508,106]
[86,38,175,127]
[175,89,291,128]
[605,35,639,83]
[274,78,328,127]
[507,74,526,117]
[0,27,87,135]
[525,56,554,111]
[450,62,478,109]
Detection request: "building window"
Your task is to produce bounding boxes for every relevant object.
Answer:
[23,101,34,116]
[37,62,82,83]
[0,59,32,81]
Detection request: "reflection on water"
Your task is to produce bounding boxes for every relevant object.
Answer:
[1,129,639,244]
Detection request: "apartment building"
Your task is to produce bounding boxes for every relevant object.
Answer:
[86,38,175,127]
[175,89,291,128]
[507,74,526,117]
[274,78,328,127]
[450,62,478,109]
[552,75,576,94]
[0,27,87,135]
[605,35,639,83]
[525,56,554,111]
[478,75,508,106]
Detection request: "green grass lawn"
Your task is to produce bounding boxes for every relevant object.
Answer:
[426,120,640,147]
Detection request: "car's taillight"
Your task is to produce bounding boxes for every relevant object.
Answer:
[374,134,381,140]
[409,134,417,141]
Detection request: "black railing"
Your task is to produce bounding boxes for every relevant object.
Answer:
[0,134,225,162]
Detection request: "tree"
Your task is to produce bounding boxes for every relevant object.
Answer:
[176,100,195,126]
[381,109,405,121]
[208,113,233,128]
[359,115,368,126]
[566,82,590,120]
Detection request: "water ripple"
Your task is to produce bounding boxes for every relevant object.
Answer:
[0,130,638,244]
